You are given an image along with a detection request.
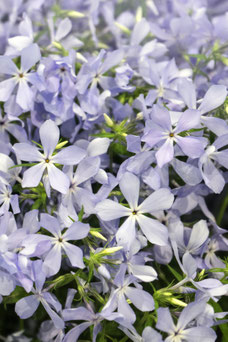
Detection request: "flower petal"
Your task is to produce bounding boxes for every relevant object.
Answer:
[187,220,209,253]
[119,172,139,210]
[176,136,205,158]
[87,138,111,157]
[129,264,157,282]
[63,242,85,269]
[138,188,174,213]
[155,139,174,168]
[47,164,70,194]
[63,322,91,342]
[21,44,41,72]
[116,216,136,249]
[198,85,227,115]
[13,143,43,162]
[177,300,206,330]
[41,299,64,330]
[0,56,18,75]
[73,156,100,185]
[16,79,34,110]
[125,287,154,312]
[22,163,46,188]
[151,104,172,131]
[39,120,59,157]
[0,271,15,295]
[175,109,201,133]
[0,78,17,102]
[43,244,62,276]
[40,213,62,236]
[99,49,124,75]
[117,293,136,323]
[63,222,90,241]
[156,307,175,333]
[15,295,39,319]
[181,327,217,342]
[177,78,196,109]
[137,215,168,246]
[52,145,86,165]
[201,158,225,193]
[95,199,131,221]
[130,18,150,46]
[55,18,72,41]
[171,158,202,186]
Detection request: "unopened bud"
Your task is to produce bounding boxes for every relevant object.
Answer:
[52,41,63,50]
[168,298,187,307]
[90,230,107,241]
[56,140,68,149]
[104,113,114,127]
[115,22,131,35]
[98,246,123,256]
[136,7,143,22]
[67,10,85,18]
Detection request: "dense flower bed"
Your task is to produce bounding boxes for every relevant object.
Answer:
[0,0,228,341]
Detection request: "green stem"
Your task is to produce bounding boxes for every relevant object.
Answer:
[217,190,228,226]
[168,277,188,291]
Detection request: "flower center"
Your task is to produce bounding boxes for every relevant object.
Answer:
[169,132,174,138]
[19,73,24,78]
[45,158,50,163]
[132,210,137,215]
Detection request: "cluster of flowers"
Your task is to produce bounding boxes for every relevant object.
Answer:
[0,0,228,341]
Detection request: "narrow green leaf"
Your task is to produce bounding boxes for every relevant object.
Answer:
[167,265,183,282]
[78,206,84,222]
[9,163,38,169]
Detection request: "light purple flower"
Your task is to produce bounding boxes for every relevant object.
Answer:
[199,134,228,193]
[13,119,86,193]
[156,300,217,342]
[103,264,155,324]
[15,260,64,330]
[21,214,90,276]
[0,44,42,111]
[142,104,206,168]
[96,172,174,249]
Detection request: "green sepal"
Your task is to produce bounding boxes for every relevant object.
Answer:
[46,273,75,289]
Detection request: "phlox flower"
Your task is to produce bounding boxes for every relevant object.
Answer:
[13,119,86,194]
[142,104,206,168]
[103,264,155,324]
[21,214,90,277]
[15,260,64,330]
[156,300,216,342]
[0,44,43,111]
[96,172,174,249]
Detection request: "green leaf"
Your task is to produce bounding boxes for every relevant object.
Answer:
[167,265,183,282]
[187,53,208,61]
[210,301,228,340]
[3,286,27,304]
[68,215,75,223]
[218,55,228,66]
[92,132,115,138]
[31,140,43,148]
[9,163,38,169]
[87,262,94,283]
[78,206,84,222]
[31,199,42,210]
